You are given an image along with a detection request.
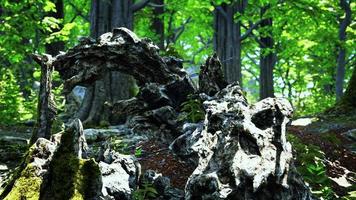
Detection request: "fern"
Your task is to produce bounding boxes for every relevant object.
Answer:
[179,95,205,123]
[133,181,158,200]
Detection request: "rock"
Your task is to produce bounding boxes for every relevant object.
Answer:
[177,83,312,200]
[0,138,56,200]
[65,119,88,159]
[72,85,86,103]
[170,122,204,165]
[137,83,173,109]
[142,170,185,200]
[144,106,178,127]
[143,170,171,194]
[64,86,87,119]
[110,97,149,124]
[0,136,28,145]
[165,76,196,108]
[1,119,103,200]
[341,129,356,142]
[0,136,28,162]
[0,164,8,171]
[54,27,195,97]
[99,149,141,200]
[198,54,228,96]
[23,119,36,127]
[84,127,132,143]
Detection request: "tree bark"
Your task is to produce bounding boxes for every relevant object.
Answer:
[30,55,57,144]
[259,5,275,100]
[152,0,164,50]
[335,0,352,100]
[339,66,356,108]
[45,0,65,56]
[213,2,242,85]
[77,0,136,125]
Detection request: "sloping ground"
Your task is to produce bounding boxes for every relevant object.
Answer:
[288,114,356,198]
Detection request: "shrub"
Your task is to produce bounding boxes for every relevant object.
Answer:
[0,69,26,124]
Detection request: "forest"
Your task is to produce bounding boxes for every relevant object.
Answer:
[0,0,355,200]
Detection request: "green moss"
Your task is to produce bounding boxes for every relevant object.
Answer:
[4,165,42,200]
[43,130,102,200]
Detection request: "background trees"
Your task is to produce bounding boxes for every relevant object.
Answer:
[0,0,355,124]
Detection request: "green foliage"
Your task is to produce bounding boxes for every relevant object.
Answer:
[0,69,26,124]
[179,95,205,123]
[110,137,130,154]
[134,146,143,158]
[133,181,158,200]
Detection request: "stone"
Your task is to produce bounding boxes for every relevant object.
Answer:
[84,127,132,143]
[137,83,173,109]
[198,54,228,96]
[72,85,87,103]
[342,129,356,142]
[170,122,204,165]
[142,170,185,200]
[0,136,28,145]
[144,106,178,127]
[143,170,171,194]
[0,138,57,200]
[99,149,141,200]
[110,97,149,124]
[175,83,312,200]
[0,165,8,171]
[65,119,88,159]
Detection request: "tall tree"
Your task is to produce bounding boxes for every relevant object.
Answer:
[77,0,150,125]
[213,0,260,85]
[259,5,275,99]
[151,0,164,49]
[340,65,356,108]
[335,0,352,100]
[213,2,242,84]
[45,0,65,56]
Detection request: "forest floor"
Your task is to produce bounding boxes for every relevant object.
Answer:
[288,114,356,197]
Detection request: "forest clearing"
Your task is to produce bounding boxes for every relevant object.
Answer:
[0,0,355,199]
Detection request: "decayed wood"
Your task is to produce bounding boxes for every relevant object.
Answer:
[30,54,57,144]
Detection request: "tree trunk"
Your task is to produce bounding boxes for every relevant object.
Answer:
[30,55,57,144]
[340,66,356,108]
[335,0,352,101]
[213,3,242,85]
[259,6,275,100]
[45,0,65,56]
[77,0,135,126]
[152,0,164,50]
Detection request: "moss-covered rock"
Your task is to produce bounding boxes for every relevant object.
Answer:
[4,165,42,200]
[1,138,56,200]
[40,119,102,200]
[1,119,102,200]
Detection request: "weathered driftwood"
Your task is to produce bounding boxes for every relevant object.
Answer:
[30,54,57,144]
